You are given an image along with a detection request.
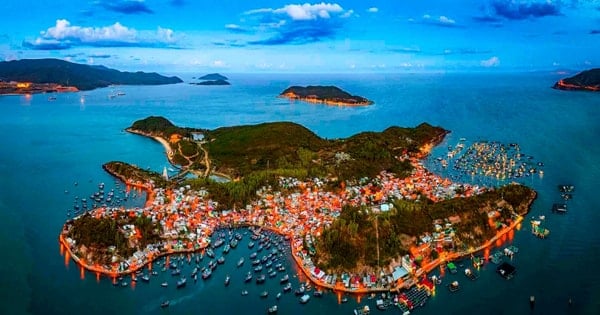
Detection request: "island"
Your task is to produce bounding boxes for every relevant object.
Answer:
[59,117,536,302]
[190,73,231,86]
[553,68,600,91]
[279,85,374,106]
[0,58,183,93]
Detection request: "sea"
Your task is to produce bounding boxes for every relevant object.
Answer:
[0,72,598,315]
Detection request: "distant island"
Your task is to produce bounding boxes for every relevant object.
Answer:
[280,85,373,106]
[553,68,600,91]
[190,73,230,86]
[0,58,182,93]
[198,73,228,81]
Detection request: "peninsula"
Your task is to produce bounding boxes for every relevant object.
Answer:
[553,68,600,91]
[60,117,536,298]
[0,58,182,93]
[280,85,373,106]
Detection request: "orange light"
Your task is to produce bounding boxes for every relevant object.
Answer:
[80,266,85,280]
[64,251,70,269]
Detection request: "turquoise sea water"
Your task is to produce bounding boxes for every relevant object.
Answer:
[0,73,599,314]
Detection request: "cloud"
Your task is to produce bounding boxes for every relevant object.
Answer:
[367,7,378,13]
[416,14,459,27]
[389,47,421,54]
[489,0,562,20]
[97,0,153,14]
[211,60,228,68]
[224,24,251,33]
[239,2,353,45]
[23,19,177,50]
[481,56,500,67]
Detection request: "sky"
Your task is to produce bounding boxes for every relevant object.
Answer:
[0,0,599,73]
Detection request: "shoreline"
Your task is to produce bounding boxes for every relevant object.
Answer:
[279,95,373,107]
[125,128,176,166]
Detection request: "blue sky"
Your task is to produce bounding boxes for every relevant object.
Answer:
[1,0,599,72]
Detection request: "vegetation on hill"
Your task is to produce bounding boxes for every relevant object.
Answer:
[190,79,230,86]
[198,73,228,80]
[103,161,169,188]
[68,212,163,264]
[554,68,600,91]
[315,184,535,271]
[0,58,182,90]
[280,85,373,105]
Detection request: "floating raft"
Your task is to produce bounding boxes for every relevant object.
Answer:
[490,251,504,264]
[531,220,550,238]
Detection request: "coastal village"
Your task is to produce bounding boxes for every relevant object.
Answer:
[60,142,532,313]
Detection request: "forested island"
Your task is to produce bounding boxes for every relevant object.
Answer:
[0,58,182,92]
[190,73,230,85]
[553,68,600,91]
[280,85,373,106]
[61,116,536,283]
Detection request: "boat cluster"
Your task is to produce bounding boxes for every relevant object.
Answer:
[66,181,140,218]
[432,140,545,185]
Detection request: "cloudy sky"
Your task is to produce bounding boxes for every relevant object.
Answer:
[1,0,599,72]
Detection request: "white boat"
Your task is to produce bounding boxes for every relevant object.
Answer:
[299,294,310,304]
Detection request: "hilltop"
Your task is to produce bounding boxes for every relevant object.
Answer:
[0,58,182,91]
[553,68,600,91]
[280,85,373,106]
[198,73,228,81]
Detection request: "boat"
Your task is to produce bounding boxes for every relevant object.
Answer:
[267,305,278,314]
[206,249,215,258]
[250,252,258,259]
[202,269,212,279]
[341,296,348,303]
[248,241,255,249]
[299,294,310,304]
[161,300,170,308]
[176,277,187,288]
[276,292,282,300]
[254,265,263,273]
[245,272,253,282]
[269,271,277,278]
[256,274,266,283]
[283,283,292,292]
[241,290,249,296]
[294,284,305,296]
[225,275,231,286]
[230,239,238,248]
[217,256,225,264]
[237,257,245,267]
[354,305,370,315]
[376,299,392,310]
[161,282,168,287]
[313,290,323,297]
[141,275,150,282]
[260,291,269,298]
[464,268,479,281]
[212,238,225,248]
[280,274,289,283]
[223,244,231,254]
[171,268,181,276]
[448,280,460,292]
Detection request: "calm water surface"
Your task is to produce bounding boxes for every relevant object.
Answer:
[0,73,598,314]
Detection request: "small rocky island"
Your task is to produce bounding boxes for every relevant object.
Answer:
[553,68,600,91]
[0,58,182,93]
[280,85,373,106]
[190,73,230,86]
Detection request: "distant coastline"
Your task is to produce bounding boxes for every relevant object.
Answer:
[553,68,600,91]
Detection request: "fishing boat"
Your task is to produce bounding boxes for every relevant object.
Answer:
[248,241,255,249]
[260,291,269,298]
[256,274,266,284]
[299,294,310,304]
[464,268,479,281]
[202,269,212,279]
[141,275,150,282]
[254,265,263,273]
[313,290,323,297]
[245,272,253,282]
[276,292,282,300]
[241,290,249,296]
[161,300,170,308]
[267,305,278,314]
[224,275,231,286]
[448,281,460,292]
[269,271,277,278]
[280,274,289,283]
[237,257,245,267]
[177,277,187,288]
[354,305,370,315]
[223,244,231,254]
[217,256,225,264]
[341,296,348,303]
[161,282,168,287]
[283,283,292,292]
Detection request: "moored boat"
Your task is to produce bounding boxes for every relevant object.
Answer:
[237,257,245,267]
[161,300,170,308]
[267,305,278,314]
[225,275,231,286]
[176,277,187,288]
[299,294,310,304]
